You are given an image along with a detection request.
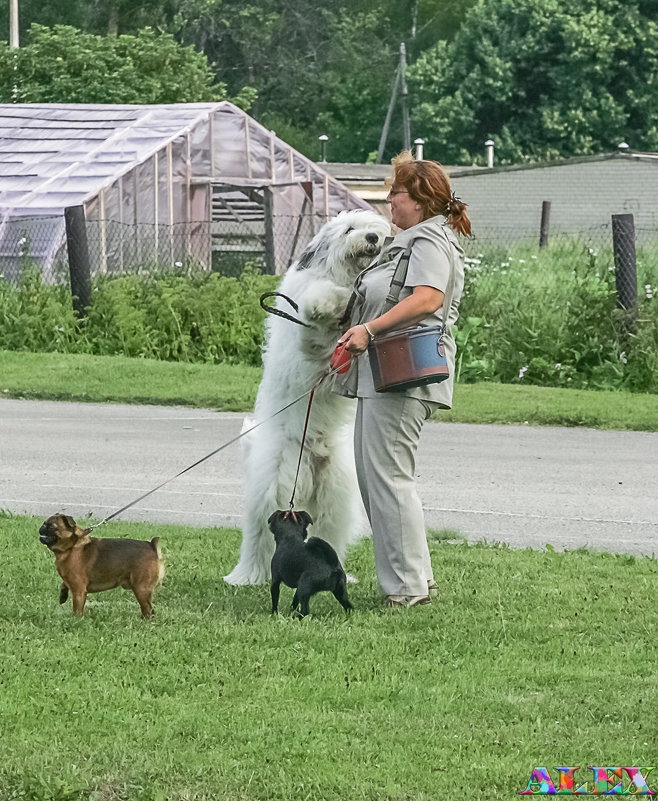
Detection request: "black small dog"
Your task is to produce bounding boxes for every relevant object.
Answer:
[268,509,353,616]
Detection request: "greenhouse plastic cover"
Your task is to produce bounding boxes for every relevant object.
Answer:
[0,102,374,272]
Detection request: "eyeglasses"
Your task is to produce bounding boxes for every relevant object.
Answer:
[387,189,409,197]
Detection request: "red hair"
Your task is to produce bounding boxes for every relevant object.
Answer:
[390,151,472,237]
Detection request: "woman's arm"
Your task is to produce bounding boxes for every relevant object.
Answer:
[340,285,444,354]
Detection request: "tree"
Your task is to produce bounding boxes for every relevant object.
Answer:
[0,0,478,161]
[0,0,180,39]
[173,0,422,161]
[408,0,658,164]
[0,24,227,104]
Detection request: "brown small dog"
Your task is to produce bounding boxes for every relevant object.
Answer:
[39,514,164,618]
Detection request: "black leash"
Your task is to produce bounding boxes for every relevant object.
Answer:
[259,290,349,517]
[259,292,310,327]
[88,291,352,530]
[88,365,346,531]
[88,387,313,530]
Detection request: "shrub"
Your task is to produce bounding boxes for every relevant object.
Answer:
[456,240,658,392]
[0,244,657,392]
[0,265,279,367]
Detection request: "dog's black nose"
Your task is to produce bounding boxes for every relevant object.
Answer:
[365,232,379,245]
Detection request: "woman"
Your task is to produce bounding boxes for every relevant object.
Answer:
[337,151,471,608]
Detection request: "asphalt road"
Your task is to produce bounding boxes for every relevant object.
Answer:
[1,398,657,556]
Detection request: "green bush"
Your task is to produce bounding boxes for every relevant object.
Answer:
[1,244,657,392]
[0,265,279,367]
[0,264,81,353]
[456,240,658,392]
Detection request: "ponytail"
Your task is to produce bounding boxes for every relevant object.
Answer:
[444,191,472,237]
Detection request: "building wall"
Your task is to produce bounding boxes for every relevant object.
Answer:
[449,159,658,241]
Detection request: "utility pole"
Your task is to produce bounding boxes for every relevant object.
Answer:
[9,0,19,48]
[376,63,400,163]
[376,42,412,162]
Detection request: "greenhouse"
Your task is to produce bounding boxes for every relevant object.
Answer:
[0,102,372,282]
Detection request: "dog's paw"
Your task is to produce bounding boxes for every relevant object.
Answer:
[303,287,351,324]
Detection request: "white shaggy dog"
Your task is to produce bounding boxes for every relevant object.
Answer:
[224,209,391,585]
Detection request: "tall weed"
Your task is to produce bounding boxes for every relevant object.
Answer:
[0,265,279,366]
[1,246,657,391]
[457,240,658,392]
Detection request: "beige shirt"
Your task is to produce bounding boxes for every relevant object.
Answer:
[335,215,465,409]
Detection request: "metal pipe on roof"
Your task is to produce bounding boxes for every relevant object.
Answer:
[485,139,494,169]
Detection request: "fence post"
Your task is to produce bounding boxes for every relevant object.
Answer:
[539,200,551,248]
[64,205,92,318]
[611,213,637,337]
[263,187,276,275]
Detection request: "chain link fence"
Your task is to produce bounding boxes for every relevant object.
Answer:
[0,212,322,284]
[1,210,657,312]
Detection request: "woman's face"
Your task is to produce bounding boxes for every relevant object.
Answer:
[387,183,424,230]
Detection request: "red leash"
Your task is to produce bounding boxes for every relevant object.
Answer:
[288,380,321,514]
[287,340,352,515]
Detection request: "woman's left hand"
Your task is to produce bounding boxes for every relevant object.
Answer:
[339,324,371,354]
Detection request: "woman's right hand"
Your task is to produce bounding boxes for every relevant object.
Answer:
[339,324,371,354]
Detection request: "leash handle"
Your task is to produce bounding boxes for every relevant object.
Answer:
[260,292,310,327]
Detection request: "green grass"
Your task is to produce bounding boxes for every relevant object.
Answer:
[0,350,261,412]
[2,350,658,431]
[1,514,656,801]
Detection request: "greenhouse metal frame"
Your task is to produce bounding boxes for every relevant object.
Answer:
[0,102,373,281]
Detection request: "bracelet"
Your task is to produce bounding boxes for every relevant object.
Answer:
[363,322,375,342]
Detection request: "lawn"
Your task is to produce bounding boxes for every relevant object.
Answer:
[2,350,658,431]
[1,514,656,801]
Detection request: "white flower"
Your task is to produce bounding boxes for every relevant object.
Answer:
[518,366,528,378]
[464,257,481,264]
[555,363,561,369]
[519,259,526,263]
[620,351,628,364]
[18,236,26,246]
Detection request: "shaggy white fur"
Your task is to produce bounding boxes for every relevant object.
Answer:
[224,209,391,585]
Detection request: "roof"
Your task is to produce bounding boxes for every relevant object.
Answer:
[323,160,470,202]
[323,162,395,183]
[0,102,224,214]
[445,151,658,179]
[0,102,370,218]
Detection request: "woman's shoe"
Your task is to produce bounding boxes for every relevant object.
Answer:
[386,594,432,608]
[427,581,439,599]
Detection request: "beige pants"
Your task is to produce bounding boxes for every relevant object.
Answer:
[354,394,437,596]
